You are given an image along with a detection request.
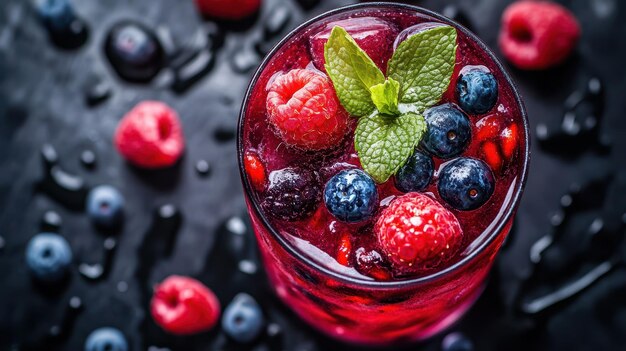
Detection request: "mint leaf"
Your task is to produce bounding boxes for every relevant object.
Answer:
[354,112,427,183]
[369,78,400,116]
[388,26,457,111]
[324,26,385,117]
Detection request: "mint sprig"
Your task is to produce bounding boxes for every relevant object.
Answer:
[324,26,385,117]
[324,25,458,183]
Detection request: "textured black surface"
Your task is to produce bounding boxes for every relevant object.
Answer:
[1,0,626,350]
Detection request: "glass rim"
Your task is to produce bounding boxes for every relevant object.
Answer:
[237,2,530,289]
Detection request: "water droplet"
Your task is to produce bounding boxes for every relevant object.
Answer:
[117,281,128,293]
[238,259,257,274]
[195,159,211,177]
[213,126,235,142]
[226,216,247,235]
[0,236,4,251]
[41,210,62,231]
[230,47,259,73]
[442,332,474,351]
[80,150,97,169]
[263,6,291,38]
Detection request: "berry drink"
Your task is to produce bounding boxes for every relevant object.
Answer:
[238,3,529,345]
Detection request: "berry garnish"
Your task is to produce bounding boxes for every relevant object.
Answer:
[438,158,495,211]
[375,193,463,275]
[475,114,519,172]
[150,275,220,335]
[323,169,378,223]
[499,1,580,70]
[310,17,398,73]
[354,247,392,281]
[85,327,128,351]
[25,233,73,282]
[222,293,265,343]
[456,67,498,114]
[336,233,352,266]
[266,69,349,151]
[114,101,185,169]
[194,0,260,20]
[261,167,320,221]
[243,151,266,191]
[86,185,124,228]
[395,150,434,193]
[421,104,471,159]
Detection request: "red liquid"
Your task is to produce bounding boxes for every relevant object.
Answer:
[239,4,528,345]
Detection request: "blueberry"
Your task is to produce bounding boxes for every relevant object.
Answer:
[222,293,265,343]
[456,67,498,114]
[324,169,378,222]
[422,104,471,159]
[25,233,72,282]
[442,332,474,351]
[85,327,128,351]
[105,21,163,82]
[87,185,124,228]
[261,167,320,221]
[34,0,76,31]
[395,150,434,192]
[438,158,495,211]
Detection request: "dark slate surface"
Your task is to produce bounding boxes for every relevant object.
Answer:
[1,0,626,350]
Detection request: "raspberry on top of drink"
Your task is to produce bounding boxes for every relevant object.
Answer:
[242,11,525,281]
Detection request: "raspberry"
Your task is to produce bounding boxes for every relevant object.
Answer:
[114,101,184,168]
[499,1,580,70]
[151,275,221,335]
[266,69,349,150]
[244,151,266,191]
[309,17,398,73]
[194,0,260,20]
[375,193,463,275]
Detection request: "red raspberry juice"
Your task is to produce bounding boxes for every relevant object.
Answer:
[238,3,529,345]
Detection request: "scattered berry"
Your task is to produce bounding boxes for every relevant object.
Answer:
[324,169,378,223]
[456,67,498,114]
[194,0,261,20]
[105,22,163,82]
[336,233,351,266]
[151,275,221,335]
[86,185,124,228]
[395,150,434,193]
[309,17,398,73]
[222,293,265,343]
[25,233,73,282]
[114,101,185,169]
[375,193,463,275]
[85,327,128,351]
[261,167,320,221]
[354,247,391,280]
[499,1,581,70]
[244,151,266,191]
[438,158,495,211]
[266,69,349,150]
[422,104,471,159]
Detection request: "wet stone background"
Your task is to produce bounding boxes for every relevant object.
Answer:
[1,0,626,350]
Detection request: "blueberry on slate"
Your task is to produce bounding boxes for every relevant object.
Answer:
[25,233,72,282]
[324,169,378,223]
[395,150,434,192]
[456,67,498,114]
[422,104,471,159]
[222,293,265,343]
[438,158,495,211]
[85,327,128,351]
[34,0,76,31]
[261,167,320,221]
[105,21,163,82]
[442,332,474,351]
[86,185,124,228]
